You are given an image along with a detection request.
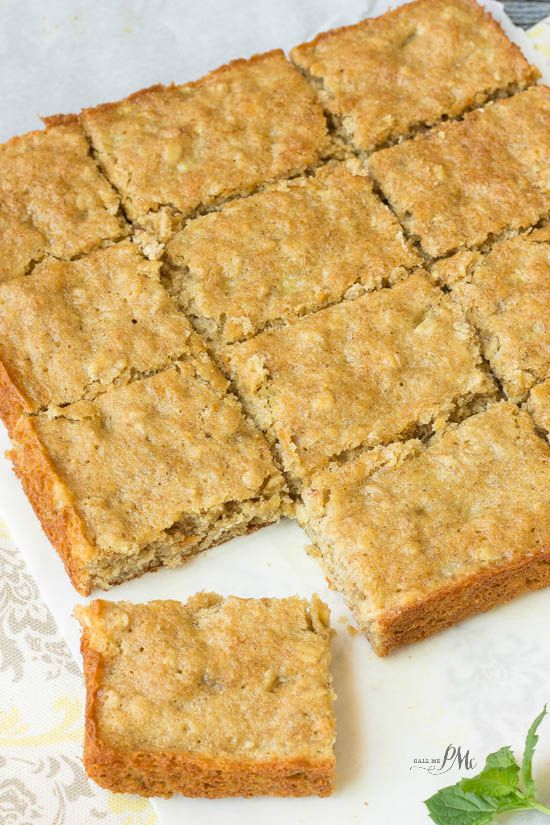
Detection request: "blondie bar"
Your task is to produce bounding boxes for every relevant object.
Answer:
[299,403,550,655]
[9,362,286,594]
[76,595,335,797]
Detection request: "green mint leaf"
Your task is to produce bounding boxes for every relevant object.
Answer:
[460,746,519,798]
[484,746,518,770]
[425,786,501,825]
[521,705,547,798]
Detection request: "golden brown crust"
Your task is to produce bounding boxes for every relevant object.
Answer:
[79,597,335,797]
[40,112,79,127]
[9,415,95,595]
[371,551,550,655]
[0,357,28,435]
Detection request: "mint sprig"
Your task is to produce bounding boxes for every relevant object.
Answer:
[425,706,550,824]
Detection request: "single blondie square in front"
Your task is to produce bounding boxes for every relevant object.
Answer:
[81,50,333,241]
[369,86,550,257]
[164,159,419,345]
[9,362,286,595]
[291,0,538,152]
[299,403,550,655]
[0,241,204,431]
[0,118,127,284]
[221,271,495,488]
[76,595,335,798]
[433,226,550,402]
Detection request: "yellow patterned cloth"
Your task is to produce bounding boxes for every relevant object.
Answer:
[0,18,548,825]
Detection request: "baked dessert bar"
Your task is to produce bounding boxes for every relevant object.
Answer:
[221,271,495,488]
[291,0,538,153]
[76,594,335,797]
[526,379,550,436]
[433,226,550,402]
[0,242,204,432]
[369,86,550,258]
[0,117,127,283]
[298,403,550,655]
[81,51,334,243]
[9,362,286,595]
[164,159,420,345]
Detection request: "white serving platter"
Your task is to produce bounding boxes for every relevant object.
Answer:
[1,2,549,823]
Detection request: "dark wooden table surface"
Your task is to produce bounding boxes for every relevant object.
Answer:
[502,0,550,27]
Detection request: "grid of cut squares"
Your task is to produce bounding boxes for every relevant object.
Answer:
[369,86,550,258]
[76,595,335,798]
[81,50,335,243]
[221,271,496,488]
[433,225,550,402]
[0,117,128,283]
[291,0,538,152]
[0,241,205,432]
[1,0,549,662]
[298,403,550,655]
[9,361,286,596]
[164,159,420,346]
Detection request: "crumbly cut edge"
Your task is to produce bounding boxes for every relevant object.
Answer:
[8,414,287,596]
[299,521,550,656]
[80,630,335,798]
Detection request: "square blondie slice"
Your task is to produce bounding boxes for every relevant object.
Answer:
[291,0,538,153]
[369,86,550,258]
[9,362,287,595]
[76,595,335,798]
[221,271,495,488]
[299,403,550,655]
[432,226,550,402]
[0,117,127,284]
[0,242,204,432]
[526,379,550,436]
[81,51,334,243]
[164,159,420,345]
